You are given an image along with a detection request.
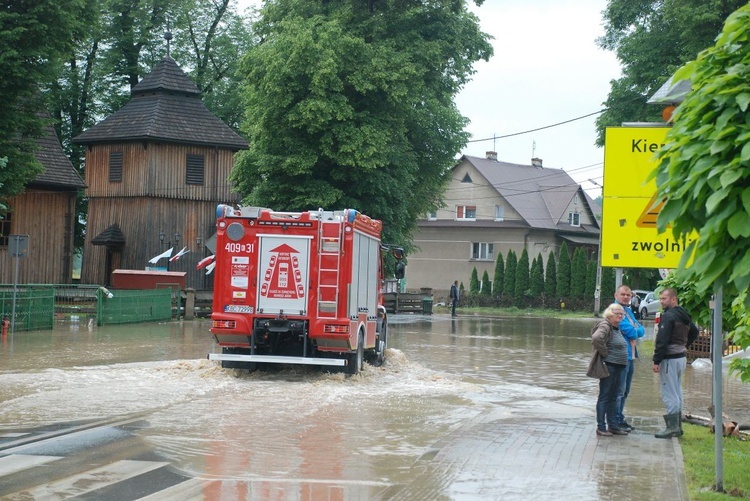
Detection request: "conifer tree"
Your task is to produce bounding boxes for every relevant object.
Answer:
[503,250,517,303]
[556,242,571,300]
[571,247,587,300]
[544,252,557,302]
[493,253,505,297]
[530,253,545,298]
[514,248,530,305]
[481,270,492,296]
[470,267,480,294]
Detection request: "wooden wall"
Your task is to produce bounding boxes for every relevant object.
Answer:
[0,190,76,284]
[80,141,239,290]
[85,142,239,201]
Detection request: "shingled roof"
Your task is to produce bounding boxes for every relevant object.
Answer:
[459,155,599,235]
[72,56,248,150]
[31,117,86,190]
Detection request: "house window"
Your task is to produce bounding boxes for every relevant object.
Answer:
[109,151,123,182]
[472,242,494,260]
[568,212,581,227]
[456,205,476,220]
[461,173,472,183]
[495,205,505,221]
[427,211,437,221]
[186,154,205,185]
[0,211,12,247]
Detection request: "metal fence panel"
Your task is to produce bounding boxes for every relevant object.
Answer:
[0,286,55,332]
[98,288,174,325]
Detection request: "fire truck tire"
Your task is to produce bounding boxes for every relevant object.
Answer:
[366,320,387,367]
[347,330,365,375]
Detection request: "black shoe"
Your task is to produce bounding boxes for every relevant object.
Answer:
[609,427,629,435]
[619,422,634,432]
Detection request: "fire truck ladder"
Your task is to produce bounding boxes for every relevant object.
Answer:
[317,215,343,317]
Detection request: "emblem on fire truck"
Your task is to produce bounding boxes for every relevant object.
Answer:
[260,243,305,299]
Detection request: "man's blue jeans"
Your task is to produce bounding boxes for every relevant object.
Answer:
[617,359,635,424]
[596,362,627,430]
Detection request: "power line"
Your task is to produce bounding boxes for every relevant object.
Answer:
[467,109,607,143]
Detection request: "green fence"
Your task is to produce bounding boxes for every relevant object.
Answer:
[0,284,177,329]
[0,286,55,332]
[97,288,174,326]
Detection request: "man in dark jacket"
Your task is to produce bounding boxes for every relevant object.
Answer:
[450,280,459,317]
[652,287,699,438]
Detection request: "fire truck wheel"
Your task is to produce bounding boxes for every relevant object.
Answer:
[347,331,365,375]
[367,320,387,367]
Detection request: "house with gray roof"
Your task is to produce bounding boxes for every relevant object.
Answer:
[406,153,600,294]
[73,55,248,289]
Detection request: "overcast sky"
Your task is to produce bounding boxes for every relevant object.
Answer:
[237,0,621,198]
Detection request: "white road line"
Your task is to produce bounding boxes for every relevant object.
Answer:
[0,455,62,476]
[4,459,169,500]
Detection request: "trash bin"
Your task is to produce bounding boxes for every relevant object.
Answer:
[422,297,433,315]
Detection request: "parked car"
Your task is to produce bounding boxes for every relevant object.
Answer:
[638,291,662,319]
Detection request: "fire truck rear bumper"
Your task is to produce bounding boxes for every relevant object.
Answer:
[208,353,347,367]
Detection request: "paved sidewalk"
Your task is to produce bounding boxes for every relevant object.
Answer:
[378,408,687,500]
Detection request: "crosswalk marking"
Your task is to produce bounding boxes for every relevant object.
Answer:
[0,455,62,476]
[138,477,218,500]
[4,459,169,500]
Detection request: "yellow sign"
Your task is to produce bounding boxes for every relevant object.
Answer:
[602,126,696,268]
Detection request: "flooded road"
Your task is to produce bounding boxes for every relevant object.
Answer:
[1,315,748,499]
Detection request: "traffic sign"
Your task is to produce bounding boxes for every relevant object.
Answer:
[602,127,697,268]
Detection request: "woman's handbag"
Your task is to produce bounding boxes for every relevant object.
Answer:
[586,320,612,379]
[586,350,609,379]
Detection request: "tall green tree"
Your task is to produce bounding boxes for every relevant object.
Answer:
[493,252,504,297]
[585,259,597,310]
[595,0,746,145]
[0,0,91,199]
[556,242,571,300]
[232,0,492,245]
[480,270,491,296]
[503,249,517,303]
[544,252,557,302]
[514,248,530,305]
[530,253,545,298]
[602,267,616,302]
[653,4,750,380]
[469,267,480,294]
[570,247,587,300]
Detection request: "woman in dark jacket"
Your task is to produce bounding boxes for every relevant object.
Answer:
[590,303,629,436]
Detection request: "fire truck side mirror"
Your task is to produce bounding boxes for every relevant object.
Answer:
[395,261,405,279]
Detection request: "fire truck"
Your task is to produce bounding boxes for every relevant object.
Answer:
[207,205,405,374]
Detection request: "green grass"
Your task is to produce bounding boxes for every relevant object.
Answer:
[433,305,592,319]
[681,424,750,499]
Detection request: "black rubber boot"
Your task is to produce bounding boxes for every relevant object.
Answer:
[655,413,682,439]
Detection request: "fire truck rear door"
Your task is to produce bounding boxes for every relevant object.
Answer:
[257,235,311,314]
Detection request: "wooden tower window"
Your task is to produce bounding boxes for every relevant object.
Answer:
[0,211,12,247]
[186,154,205,185]
[109,151,123,182]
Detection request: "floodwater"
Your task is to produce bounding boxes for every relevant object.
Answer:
[1,315,748,499]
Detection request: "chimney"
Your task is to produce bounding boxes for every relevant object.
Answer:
[531,157,543,167]
[486,151,498,161]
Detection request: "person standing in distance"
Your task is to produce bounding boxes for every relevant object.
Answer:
[614,285,645,431]
[652,287,699,439]
[450,280,459,317]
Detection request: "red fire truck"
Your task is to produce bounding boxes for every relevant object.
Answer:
[207,205,404,374]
